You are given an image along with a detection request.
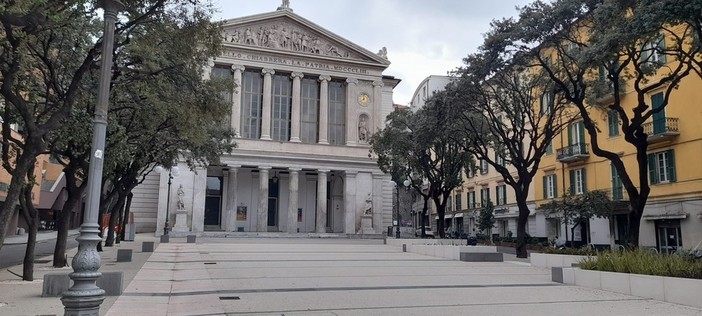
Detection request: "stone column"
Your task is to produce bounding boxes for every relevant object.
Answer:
[316,169,330,233]
[290,72,303,143]
[258,167,270,232]
[225,166,239,232]
[345,78,359,146]
[318,75,331,144]
[287,168,301,233]
[372,80,384,133]
[260,68,275,140]
[372,173,385,234]
[191,166,207,233]
[344,171,357,234]
[231,65,245,137]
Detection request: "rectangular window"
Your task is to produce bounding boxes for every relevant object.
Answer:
[328,81,346,145]
[611,163,623,200]
[648,150,676,184]
[545,140,553,155]
[241,70,263,139]
[496,152,505,167]
[480,159,489,174]
[608,110,620,137]
[540,91,554,115]
[468,191,476,208]
[211,66,233,127]
[300,78,319,143]
[569,168,587,195]
[642,35,667,64]
[467,165,475,178]
[496,184,507,205]
[543,174,557,199]
[446,196,453,212]
[480,187,490,206]
[272,74,292,141]
[455,193,462,211]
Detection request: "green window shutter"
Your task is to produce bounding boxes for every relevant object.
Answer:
[569,170,575,195]
[553,175,558,198]
[648,153,658,184]
[667,150,676,182]
[641,42,650,61]
[543,176,548,199]
[567,124,573,146]
[658,35,667,63]
[582,168,587,192]
[540,93,545,114]
[578,121,586,148]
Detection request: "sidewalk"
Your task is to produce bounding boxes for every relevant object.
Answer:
[3,229,81,245]
[0,233,159,316]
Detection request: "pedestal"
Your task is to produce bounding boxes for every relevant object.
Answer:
[173,211,189,232]
[358,214,375,234]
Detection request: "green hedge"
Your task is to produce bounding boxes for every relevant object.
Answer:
[580,250,702,279]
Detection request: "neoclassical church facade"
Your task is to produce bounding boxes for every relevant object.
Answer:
[131,3,399,236]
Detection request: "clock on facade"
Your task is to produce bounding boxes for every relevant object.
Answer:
[358,93,370,106]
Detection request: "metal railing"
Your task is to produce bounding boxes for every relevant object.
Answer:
[556,143,589,161]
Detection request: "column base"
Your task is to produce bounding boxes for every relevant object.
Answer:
[260,136,272,141]
[318,140,329,145]
[290,137,301,142]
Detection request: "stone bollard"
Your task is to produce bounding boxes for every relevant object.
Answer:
[187,235,197,243]
[160,234,170,243]
[142,241,154,252]
[402,244,407,252]
[116,249,133,262]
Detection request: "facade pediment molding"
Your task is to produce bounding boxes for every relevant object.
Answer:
[221,10,390,68]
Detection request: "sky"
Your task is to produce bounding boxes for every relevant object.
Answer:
[211,0,532,105]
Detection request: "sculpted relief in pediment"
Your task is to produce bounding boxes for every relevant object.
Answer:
[223,20,364,61]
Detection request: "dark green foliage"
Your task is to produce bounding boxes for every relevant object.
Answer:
[580,250,702,279]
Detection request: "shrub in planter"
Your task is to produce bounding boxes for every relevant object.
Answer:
[580,250,702,279]
[542,246,597,256]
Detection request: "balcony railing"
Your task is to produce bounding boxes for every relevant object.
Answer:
[556,143,590,163]
[643,117,679,143]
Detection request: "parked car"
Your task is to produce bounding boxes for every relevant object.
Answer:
[415,227,435,238]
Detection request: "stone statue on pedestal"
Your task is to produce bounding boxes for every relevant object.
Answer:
[362,193,373,215]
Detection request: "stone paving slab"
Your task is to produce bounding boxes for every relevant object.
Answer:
[104,239,702,316]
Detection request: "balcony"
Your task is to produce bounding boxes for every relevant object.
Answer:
[643,117,679,143]
[556,143,589,163]
[594,80,625,105]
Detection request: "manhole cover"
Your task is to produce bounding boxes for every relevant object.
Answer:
[219,296,240,300]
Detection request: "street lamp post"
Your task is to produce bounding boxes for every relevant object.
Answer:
[61,1,124,314]
[396,179,411,238]
[155,165,180,242]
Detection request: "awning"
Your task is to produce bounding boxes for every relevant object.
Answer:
[445,214,453,219]
[643,213,688,221]
[454,213,464,218]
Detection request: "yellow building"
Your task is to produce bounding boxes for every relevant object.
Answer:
[535,26,702,252]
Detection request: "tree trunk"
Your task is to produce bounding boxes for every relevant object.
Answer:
[0,147,37,252]
[515,199,530,258]
[53,163,87,267]
[420,196,429,238]
[19,166,39,281]
[120,192,133,241]
[105,193,126,247]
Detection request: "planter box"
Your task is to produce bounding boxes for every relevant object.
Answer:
[530,253,589,268]
[556,267,702,309]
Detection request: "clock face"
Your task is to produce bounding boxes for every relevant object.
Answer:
[358,93,370,106]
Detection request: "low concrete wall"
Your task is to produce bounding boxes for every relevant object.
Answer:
[530,253,590,268]
[387,239,470,247]
[402,244,497,260]
[555,267,702,309]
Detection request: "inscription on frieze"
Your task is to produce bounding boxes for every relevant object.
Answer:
[222,49,372,75]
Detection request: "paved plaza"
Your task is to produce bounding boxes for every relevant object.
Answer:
[2,235,702,315]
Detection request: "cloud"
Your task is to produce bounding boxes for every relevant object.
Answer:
[213,0,531,104]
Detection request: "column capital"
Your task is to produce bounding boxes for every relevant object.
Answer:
[317,169,331,174]
[345,170,358,177]
[372,172,385,179]
[319,75,331,82]
[372,80,384,87]
[262,68,275,76]
[289,168,302,172]
[259,166,272,171]
[290,72,304,79]
[231,64,245,72]
[346,78,359,85]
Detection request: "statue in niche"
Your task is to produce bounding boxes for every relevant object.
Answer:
[377,46,388,59]
[358,115,370,143]
[176,184,185,211]
[362,193,373,215]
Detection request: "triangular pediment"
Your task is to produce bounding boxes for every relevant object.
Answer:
[221,9,390,67]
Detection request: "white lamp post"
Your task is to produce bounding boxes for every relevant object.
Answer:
[155,165,180,242]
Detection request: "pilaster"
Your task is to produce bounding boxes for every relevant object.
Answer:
[345,78,359,146]
[372,80,384,133]
[344,171,358,234]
